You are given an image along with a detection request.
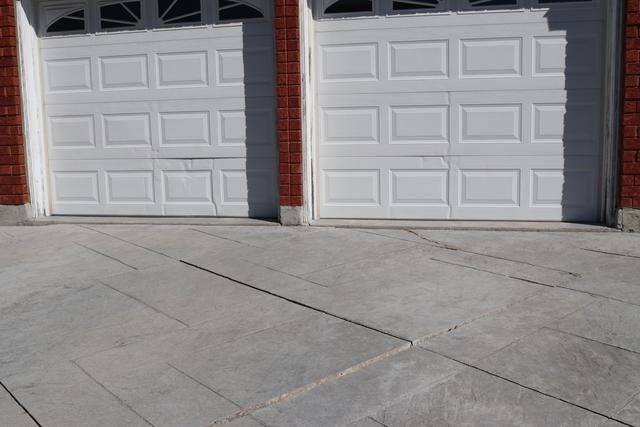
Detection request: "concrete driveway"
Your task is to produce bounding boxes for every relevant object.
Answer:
[1,223,639,427]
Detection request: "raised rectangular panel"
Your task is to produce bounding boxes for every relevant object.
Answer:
[45,58,91,92]
[49,116,95,148]
[218,110,272,146]
[321,43,378,81]
[460,38,521,77]
[322,107,379,144]
[323,170,380,205]
[220,169,274,205]
[389,41,448,79]
[391,170,448,205]
[52,171,99,203]
[103,114,151,147]
[531,169,563,206]
[532,104,565,143]
[459,170,520,206]
[106,171,154,203]
[533,103,595,144]
[533,37,566,75]
[162,170,212,203]
[460,105,521,143]
[534,36,597,76]
[99,55,148,90]
[157,52,208,87]
[390,106,448,143]
[159,112,210,146]
[217,49,271,85]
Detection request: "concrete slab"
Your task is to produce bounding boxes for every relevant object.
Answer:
[373,366,623,427]
[551,298,640,354]
[0,386,37,427]
[83,363,241,427]
[421,288,595,364]
[191,225,321,248]
[171,313,407,407]
[616,393,640,426]
[231,228,415,276]
[2,362,150,427]
[86,225,246,260]
[0,283,182,378]
[252,348,462,427]
[477,328,640,416]
[100,262,309,327]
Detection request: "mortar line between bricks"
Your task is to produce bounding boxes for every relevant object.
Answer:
[179,259,412,344]
[0,380,43,427]
[420,348,637,427]
[71,361,157,427]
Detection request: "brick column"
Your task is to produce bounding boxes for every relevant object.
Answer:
[275,0,304,225]
[622,0,640,231]
[0,0,29,222]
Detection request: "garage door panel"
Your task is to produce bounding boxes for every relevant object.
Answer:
[316,22,602,96]
[46,98,277,160]
[50,158,278,216]
[318,90,600,158]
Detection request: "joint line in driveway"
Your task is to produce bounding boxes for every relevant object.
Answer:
[420,348,636,427]
[71,361,156,427]
[97,280,190,328]
[0,380,43,427]
[179,259,412,344]
[72,241,139,271]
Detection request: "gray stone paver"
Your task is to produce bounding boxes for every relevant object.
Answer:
[171,313,407,407]
[0,225,639,426]
[373,366,623,427]
[421,287,596,364]
[0,386,37,427]
[477,328,640,417]
[552,298,640,354]
[252,348,463,427]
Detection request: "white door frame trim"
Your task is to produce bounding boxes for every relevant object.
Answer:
[602,0,623,226]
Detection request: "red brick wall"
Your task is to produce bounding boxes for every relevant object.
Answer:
[0,0,28,206]
[275,0,303,207]
[623,0,640,210]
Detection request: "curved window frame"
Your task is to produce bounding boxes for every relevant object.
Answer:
[42,3,88,36]
[98,0,144,31]
[155,0,205,27]
[321,0,375,18]
[217,0,267,22]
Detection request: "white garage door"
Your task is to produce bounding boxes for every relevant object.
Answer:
[315,0,605,221]
[40,0,277,216]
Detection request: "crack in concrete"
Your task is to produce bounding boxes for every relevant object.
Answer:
[429,257,555,288]
[78,225,174,260]
[0,380,43,427]
[167,363,245,411]
[544,326,640,358]
[204,343,412,426]
[97,280,190,328]
[179,260,411,344]
[580,247,640,260]
[71,360,156,427]
[72,241,139,271]
[403,229,581,278]
[420,347,636,427]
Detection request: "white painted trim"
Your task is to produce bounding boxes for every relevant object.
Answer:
[16,0,49,217]
[601,0,623,226]
[301,0,315,222]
